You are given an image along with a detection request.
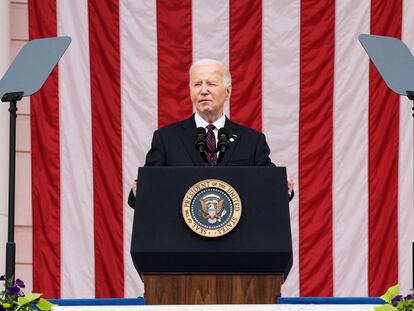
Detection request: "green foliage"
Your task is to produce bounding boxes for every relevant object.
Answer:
[395,299,414,311]
[375,305,397,311]
[0,275,56,311]
[375,284,414,311]
[36,298,56,311]
[380,284,401,304]
[17,293,42,306]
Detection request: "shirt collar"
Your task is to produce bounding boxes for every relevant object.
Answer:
[194,112,226,130]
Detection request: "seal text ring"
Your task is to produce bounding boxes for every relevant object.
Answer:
[182,179,242,238]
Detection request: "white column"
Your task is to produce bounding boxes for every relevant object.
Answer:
[0,0,10,277]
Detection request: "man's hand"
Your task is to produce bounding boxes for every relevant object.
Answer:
[131,179,137,197]
[288,175,294,200]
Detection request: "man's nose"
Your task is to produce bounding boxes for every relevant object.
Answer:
[200,84,209,94]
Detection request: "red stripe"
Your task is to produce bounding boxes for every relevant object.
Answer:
[229,0,262,131]
[157,0,193,128]
[88,0,124,297]
[368,0,401,296]
[299,0,335,296]
[29,0,60,298]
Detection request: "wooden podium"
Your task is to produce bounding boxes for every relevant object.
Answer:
[142,273,283,304]
[131,167,293,304]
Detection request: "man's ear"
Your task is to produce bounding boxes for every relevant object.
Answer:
[226,85,232,100]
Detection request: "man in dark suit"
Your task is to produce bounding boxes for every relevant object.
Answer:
[128,59,294,207]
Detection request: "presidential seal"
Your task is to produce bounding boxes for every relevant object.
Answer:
[182,179,242,238]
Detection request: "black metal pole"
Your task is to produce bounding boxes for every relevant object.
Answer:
[5,100,17,281]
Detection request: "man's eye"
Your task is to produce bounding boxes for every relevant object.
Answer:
[208,83,217,87]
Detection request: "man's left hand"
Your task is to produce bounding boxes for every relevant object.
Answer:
[288,175,294,201]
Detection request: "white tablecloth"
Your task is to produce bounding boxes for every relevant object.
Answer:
[52,304,378,311]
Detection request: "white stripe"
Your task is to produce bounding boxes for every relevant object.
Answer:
[192,0,230,117]
[58,0,94,298]
[120,0,157,297]
[400,0,414,294]
[332,0,370,296]
[262,0,300,297]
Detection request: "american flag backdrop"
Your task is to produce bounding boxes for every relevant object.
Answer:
[28,0,414,299]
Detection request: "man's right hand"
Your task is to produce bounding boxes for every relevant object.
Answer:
[131,179,137,197]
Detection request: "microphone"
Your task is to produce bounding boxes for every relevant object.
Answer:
[217,127,230,153]
[195,127,207,153]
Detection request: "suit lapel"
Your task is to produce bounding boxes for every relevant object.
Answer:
[179,115,205,166]
[218,118,240,166]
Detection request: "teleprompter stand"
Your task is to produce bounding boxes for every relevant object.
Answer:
[0,37,71,281]
[131,167,293,304]
[359,34,414,288]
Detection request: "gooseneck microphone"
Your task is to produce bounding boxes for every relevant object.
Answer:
[195,127,207,153]
[217,127,230,153]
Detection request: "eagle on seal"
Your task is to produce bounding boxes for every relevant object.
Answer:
[200,195,225,224]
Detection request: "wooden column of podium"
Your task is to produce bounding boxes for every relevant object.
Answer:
[143,273,283,304]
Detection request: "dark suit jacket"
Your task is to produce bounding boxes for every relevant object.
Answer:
[128,115,276,207]
[145,115,275,167]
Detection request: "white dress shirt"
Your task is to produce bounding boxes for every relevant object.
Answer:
[194,112,226,146]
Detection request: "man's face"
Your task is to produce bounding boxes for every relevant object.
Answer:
[189,63,231,121]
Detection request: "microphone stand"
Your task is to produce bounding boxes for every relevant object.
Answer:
[217,133,230,165]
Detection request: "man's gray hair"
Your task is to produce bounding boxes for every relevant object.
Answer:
[189,58,232,87]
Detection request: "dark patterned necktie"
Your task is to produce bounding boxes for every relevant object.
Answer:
[206,124,217,166]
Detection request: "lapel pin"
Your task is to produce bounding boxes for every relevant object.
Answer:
[229,137,235,142]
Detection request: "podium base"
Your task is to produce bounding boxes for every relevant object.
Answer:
[143,272,283,304]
